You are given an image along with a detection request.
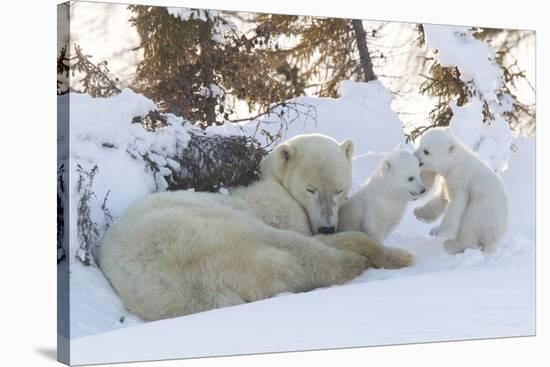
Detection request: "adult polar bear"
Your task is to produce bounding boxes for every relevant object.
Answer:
[99,134,413,321]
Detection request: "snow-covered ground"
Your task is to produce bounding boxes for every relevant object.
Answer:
[61,24,535,366]
[63,83,535,365]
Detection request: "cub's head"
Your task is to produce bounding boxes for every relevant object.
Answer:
[261,134,353,235]
[414,127,458,173]
[381,145,425,200]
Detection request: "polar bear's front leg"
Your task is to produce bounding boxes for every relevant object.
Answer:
[317,232,414,269]
[430,190,467,239]
[264,229,370,287]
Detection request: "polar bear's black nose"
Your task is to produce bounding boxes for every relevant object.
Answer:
[420,188,426,194]
[318,226,335,234]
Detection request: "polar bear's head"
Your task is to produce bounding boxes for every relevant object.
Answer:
[380,145,426,200]
[261,134,354,235]
[414,127,459,174]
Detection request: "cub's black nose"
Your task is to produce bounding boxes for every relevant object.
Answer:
[318,226,335,234]
[420,188,426,194]
[419,162,424,167]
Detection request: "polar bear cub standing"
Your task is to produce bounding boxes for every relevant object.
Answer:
[338,145,426,243]
[414,128,508,254]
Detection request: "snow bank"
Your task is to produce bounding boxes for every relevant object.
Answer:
[239,80,407,155]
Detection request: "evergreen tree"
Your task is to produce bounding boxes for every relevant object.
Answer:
[412,24,535,139]
[474,28,536,135]
[252,15,378,98]
[128,6,295,127]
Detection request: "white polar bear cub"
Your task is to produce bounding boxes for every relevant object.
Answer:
[414,127,508,254]
[99,134,414,321]
[338,145,426,243]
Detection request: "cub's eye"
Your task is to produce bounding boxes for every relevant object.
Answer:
[336,190,344,195]
[408,176,414,182]
[423,149,430,155]
[306,188,316,194]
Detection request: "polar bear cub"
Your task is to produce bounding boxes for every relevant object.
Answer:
[338,145,426,243]
[414,127,508,253]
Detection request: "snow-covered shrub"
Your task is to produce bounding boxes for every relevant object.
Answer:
[167,132,267,192]
[57,164,66,264]
[74,165,115,266]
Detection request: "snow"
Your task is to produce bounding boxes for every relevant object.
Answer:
[62,27,535,364]
[424,24,514,172]
[70,248,534,365]
[167,8,220,22]
[423,24,503,100]
[237,80,407,155]
[449,98,512,171]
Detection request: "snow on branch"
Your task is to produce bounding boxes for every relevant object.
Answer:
[416,24,514,171]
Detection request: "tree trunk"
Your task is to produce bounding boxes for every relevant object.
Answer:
[205,94,217,125]
[351,19,377,82]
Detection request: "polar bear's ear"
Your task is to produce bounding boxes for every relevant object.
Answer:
[449,144,455,154]
[278,143,296,164]
[340,139,354,161]
[262,143,296,181]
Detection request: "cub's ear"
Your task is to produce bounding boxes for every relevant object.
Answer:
[340,139,354,161]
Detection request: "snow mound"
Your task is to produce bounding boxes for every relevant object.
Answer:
[240,80,407,155]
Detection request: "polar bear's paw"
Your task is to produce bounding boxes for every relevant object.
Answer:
[380,246,415,269]
[443,239,466,254]
[429,225,456,239]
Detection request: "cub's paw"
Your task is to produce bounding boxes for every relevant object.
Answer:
[414,206,438,223]
[381,246,415,269]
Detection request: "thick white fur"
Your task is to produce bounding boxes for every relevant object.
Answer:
[99,134,414,321]
[338,146,425,243]
[414,128,508,253]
